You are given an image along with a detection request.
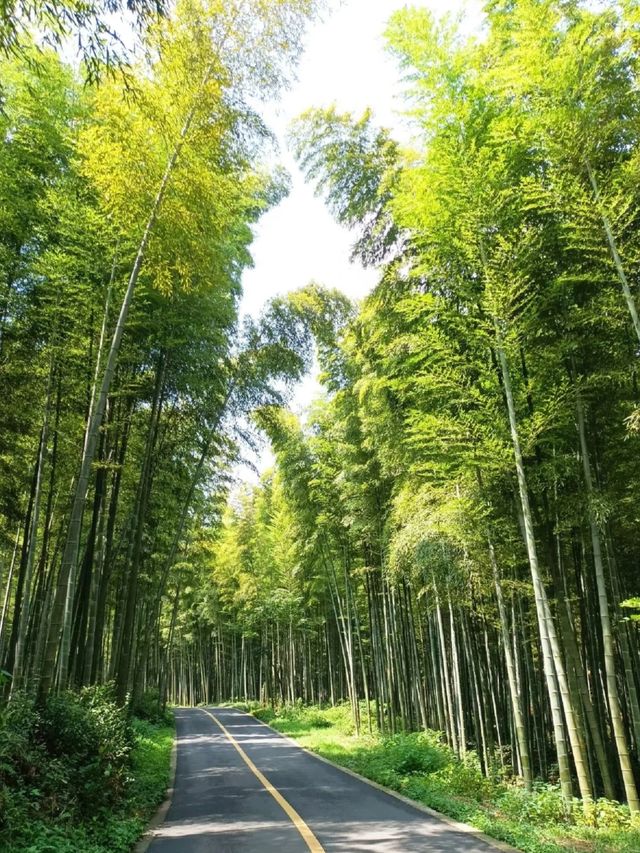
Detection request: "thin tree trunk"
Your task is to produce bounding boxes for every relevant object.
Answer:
[0,526,20,664]
[115,357,166,704]
[486,530,533,789]
[575,385,640,812]
[11,371,53,695]
[495,332,576,805]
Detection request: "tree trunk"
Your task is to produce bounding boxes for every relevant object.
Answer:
[486,531,533,789]
[115,356,166,705]
[575,385,640,812]
[11,370,52,695]
[495,332,576,805]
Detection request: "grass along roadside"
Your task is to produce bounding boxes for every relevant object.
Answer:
[0,688,174,852]
[230,701,640,853]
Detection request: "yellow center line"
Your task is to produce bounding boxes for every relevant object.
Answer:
[199,708,324,853]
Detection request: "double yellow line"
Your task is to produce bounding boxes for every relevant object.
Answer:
[200,708,324,853]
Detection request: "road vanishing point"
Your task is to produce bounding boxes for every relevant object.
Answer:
[142,707,516,852]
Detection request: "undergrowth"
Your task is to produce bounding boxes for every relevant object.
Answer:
[239,701,640,853]
[0,686,174,852]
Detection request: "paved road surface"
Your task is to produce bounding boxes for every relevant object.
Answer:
[146,707,513,852]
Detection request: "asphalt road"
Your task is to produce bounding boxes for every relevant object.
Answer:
[146,706,513,852]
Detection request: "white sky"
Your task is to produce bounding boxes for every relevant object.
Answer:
[238,0,483,475]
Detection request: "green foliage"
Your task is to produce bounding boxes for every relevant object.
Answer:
[337,731,451,787]
[248,700,361,735]
[498,784,572,827]
[253,706,277,723]
[127,718,174,817]
[130,689,173,726]
[42,686,134,810]
[289,107,401,265]
[0,687,133,826]
[224,700,264,713]
[620,599,640,622]
[0,694,51,826]
[0,690,174,853]
[268,704,640,853]
[0,0,165,83]
[4,1,640,849]
[267,703,334,732]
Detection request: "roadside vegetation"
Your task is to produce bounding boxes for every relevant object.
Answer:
[236,702,640,853]
[0,687,173,853]
[2,0,640,845]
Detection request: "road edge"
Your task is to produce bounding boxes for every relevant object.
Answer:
[133,712,178,853]
[245,710,520,853]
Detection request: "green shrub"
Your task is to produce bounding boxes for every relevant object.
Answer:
[577,798,632,831]
[325,702,358,734]
[431,759,494,802]
[42,685,133,811]
[253,706,276,723]
[0,692,44,796]
[382,732,451,775]
[0,684,133,831]
[339,731,451,788]
[0,692,71,824]
[305,711,332,728]
[130,688,172,725]
[253,702,343,733]
[0,689,174,852]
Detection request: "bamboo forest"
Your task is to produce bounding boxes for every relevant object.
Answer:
[2,1,640,852]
